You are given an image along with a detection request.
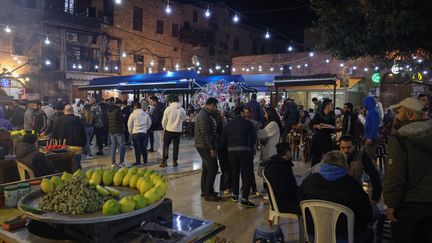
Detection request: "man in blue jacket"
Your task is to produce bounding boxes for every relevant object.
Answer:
[245,94,263,124]
[363,96,380,160]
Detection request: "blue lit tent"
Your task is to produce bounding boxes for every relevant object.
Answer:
[200,75,256,93]
[242,74,277,92]
[79,70,206,93]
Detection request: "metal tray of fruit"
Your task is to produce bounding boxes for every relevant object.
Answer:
[18,187,165,224]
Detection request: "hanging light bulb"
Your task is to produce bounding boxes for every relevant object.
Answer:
[165,0,172,14]
[353,66,357,70]
[78,64,82,69]
[4,25,11,33]
[287,46,293,52]
[205,5,211,18]
[150,60,155,66]
[72,64,77,69]
[121,51,127,58]
[233,13,239,23]
[114,0,122,4]
[339,63,344,67]
[325,59,330,63]
[364,67,369,72]
[265,29,270,39]
[45,59,51,65]
[309,52,314,57]
[423,70,428,75]
[44,36,50,45]
[95,65,99,69]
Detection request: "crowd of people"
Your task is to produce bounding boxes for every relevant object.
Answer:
[1,91,431,242]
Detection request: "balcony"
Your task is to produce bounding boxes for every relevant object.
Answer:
[179,26,215,47]
[66,59,119,74]
[43,6,100,30]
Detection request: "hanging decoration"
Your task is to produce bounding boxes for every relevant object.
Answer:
[191,80,242,109]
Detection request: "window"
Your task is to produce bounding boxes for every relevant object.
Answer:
[172,23,179,37]
[193,10,198,23]
[64,0,75,13]
[156,20,164,34]
[233,37,240,51]
[184,21,190,30]
[132,6,143,31]
[12,37,25,55]
[16,0,36,9]
[103,0,114,25]
[252,40,258,54]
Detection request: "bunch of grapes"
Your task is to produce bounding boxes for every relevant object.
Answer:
[39,177,111,215]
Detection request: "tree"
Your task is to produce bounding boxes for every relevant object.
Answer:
[311,0,432,61]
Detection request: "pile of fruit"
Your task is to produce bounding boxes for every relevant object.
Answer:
[11,130,35,140]
[38,167,168,216]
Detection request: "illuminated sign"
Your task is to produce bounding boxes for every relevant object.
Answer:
[391,65,399,74]
[371,73,381,83]
[0,79,11,87]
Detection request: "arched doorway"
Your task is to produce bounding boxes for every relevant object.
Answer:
[0,77,27,99]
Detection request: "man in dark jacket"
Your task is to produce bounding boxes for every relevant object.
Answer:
[51,105,86,169]
[263,142,299,214]
[221,107,257,208]
[282,98,299,141]
[384,97,432,243]
[339,135,382,203]
[33,101,47,135]
[9,100,25,130]
[195,97,220,202]
[342,103,358,139]
[363,96,380,160]
[107,99,125,165]
[149,96,165,159]
[300,151,373,242]
[245,93,263,124]
[44,103,64,137]
[15,133,55,177]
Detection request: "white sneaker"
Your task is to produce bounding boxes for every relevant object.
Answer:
[87,155,94,160]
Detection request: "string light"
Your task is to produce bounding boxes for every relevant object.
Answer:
[297,65,301,69]
[287,46,293,52]
[265,29,270,39]
[270,67,274,71]
[4,25,11,33]
[209,69,213,74]
[304,64,308,67]
[232,67,236,72]
[233,13,239,23]
[364,67,369,72]
[104,66,109,71]
[339,63,344,67]
[325,59,330,63]
[114,0,121,4]
[121,51,127,58]
[221,70,225,73]
[45,59,51,65]
[44,37,50,45]
[374,66,379,71]
[150,60,155,66]
[205,5,211,18]
[114,66,118,70]
[280,67,283,71]
[163,67,167,71]
[353,66,357,70]
[165,0,172,14]
[423,70,428,75]
[25,77,30,81]
[78,64,82,69]
[309,52,314,57]
[95,65,99,69]
[17,60,22,64]
[418,59,423,63]
[250,66,254,70]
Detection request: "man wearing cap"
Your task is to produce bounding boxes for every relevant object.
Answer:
[383,97,432,243]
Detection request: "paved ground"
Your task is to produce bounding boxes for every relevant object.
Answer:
[83,137,310,243]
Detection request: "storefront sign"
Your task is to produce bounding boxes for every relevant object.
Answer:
[371,73,381,83]
[391,65,399,74]
[0,79,11,87]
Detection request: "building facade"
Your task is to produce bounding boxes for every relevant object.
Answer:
[0,0,286,100]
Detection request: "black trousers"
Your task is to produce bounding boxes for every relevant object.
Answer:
[229,151,254,200]
[148,129,154,150]
[197,147,219,196]
[94,127,105,151]
[391,202,432,243]
[310,135,333,166]
[218,148,231,191]
[132,133,148,164]
[162,131,181,163]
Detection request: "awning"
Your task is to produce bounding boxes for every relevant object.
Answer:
[242,74,277,92]
[79,70,205,91]
[274,74,337,87]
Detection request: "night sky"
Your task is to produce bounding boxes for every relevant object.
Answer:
[226,0,315,45]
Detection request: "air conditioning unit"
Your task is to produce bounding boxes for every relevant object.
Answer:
[66,32,78,42]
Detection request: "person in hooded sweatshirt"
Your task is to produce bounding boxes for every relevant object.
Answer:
[15,133,55,177]
[51,105,86,169]
[0,107,12,131]
[363,96,380,160]
[263,142,300,214]
[300,150,373,243]
[160,95,186,167]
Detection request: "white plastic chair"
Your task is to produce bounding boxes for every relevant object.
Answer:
[16,161,35,180]
[262,171,304,242]
[300,199,354,243]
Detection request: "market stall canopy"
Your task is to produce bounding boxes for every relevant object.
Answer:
[78,70,206,92]
[242,74,277,92]
[273,74,337,87]
[200,75,256,93]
